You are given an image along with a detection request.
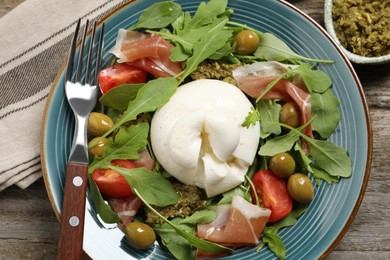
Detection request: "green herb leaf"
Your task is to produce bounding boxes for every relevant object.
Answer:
[180,210,217,225]
[260,206,307,259]
[262,230,286,260]
[258,128,301,156]
[183,0,228,32]
[88,175,120,223]
[154,218,196,260]
[112,166,179,207]
[311,165,340,185]
[258,99,282,138]
[293,64,332,93]
[293,142,314,175]
[88,123,149,173]
[311,90,341,139]
[242,107,260,128]
[272,206,308,232]
[131,1,182,30]
[309,138,352,178]
[267,122,352,180]
[178,19,232,82]
[92,77,177,145]
[254,33,333,64]
[217,187,245,205]
[99,83,143,112]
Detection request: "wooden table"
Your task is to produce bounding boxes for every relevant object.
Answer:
[0,0,389,259]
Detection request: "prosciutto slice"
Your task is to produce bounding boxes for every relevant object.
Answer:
[197,195,271,246]
[108,194,142,225]
[233,61,313,138]
[131,148,155,171]
[110,29,182,77]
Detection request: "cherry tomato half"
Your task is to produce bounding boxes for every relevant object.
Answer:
[92,159,136,198]
[250,170,293,222]
[98,63,147,94]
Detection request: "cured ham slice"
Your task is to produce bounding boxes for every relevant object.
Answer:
[197,195,271,246]
[233,62,313,138]
[131,148,155,171]
[110,29,182,77]
[108,194,142,225]
[127,58,174,78]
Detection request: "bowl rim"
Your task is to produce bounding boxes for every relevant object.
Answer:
[324,0,390,64]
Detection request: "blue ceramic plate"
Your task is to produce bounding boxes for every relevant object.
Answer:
[41,0,372,259]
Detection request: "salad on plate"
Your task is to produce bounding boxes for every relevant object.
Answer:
[85,0,352,259]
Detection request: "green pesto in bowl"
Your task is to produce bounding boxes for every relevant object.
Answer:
[324,0,390,64]
[332,0,390,58]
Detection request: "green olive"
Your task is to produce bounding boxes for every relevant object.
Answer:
[280,102,300,128]
[87,112,114,136]
[88,137,108,158]
[125,222,156,250]
[234,30,260,55]
[287,173,314,203]
[270,152,296,178]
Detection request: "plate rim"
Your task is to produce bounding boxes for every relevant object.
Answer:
[40,0,373,259]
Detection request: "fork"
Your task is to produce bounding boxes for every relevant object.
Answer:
[57,18,104,260]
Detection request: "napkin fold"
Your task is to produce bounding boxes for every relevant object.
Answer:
[0,0,134,191]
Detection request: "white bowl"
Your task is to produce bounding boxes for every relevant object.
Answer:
[324,0,390,64]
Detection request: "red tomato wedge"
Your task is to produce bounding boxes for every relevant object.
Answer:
[91,159,136,198]
[98,63,147,94]
[250,170,293,222]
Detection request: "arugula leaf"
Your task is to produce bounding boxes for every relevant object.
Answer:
[242,107,260,128]
[293,143,314,176]
[260,206,308,259]
[262,230,286,260]
[167,17,230,62]
[130,1,182,30]
[254,33,333,64]
[99,83,143,112]
[309,138,352,178]
[88,123,149,173]
[90,77,177,147]
[311,90,341,139]
[292,64,332,93]
[258,126,301,156]
[178,24,232,82]
[258,99,282,138]
[154,218,196,260]
[88,175,120,223]
[182,0,228,32]
[134,189,232,254]
[217,187,246,205]
[272,206,308,231]
[112,166,179,207]
[209,41,235,60]
[274,123,352,179]
[311,165,340,185]
[180,210,217,225]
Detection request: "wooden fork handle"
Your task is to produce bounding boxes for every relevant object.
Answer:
[57,162,88,260]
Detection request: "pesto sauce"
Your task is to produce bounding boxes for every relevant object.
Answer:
[332,0,390,57]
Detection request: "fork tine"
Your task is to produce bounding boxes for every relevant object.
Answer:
[85,21,97,84]
[65,18,81,83]
[93,23,105,86]
[75,19,89,83]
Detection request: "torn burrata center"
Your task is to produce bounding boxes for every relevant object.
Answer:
[150,79,260,197]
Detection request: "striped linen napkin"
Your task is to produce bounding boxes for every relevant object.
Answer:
[0,0,133,191]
